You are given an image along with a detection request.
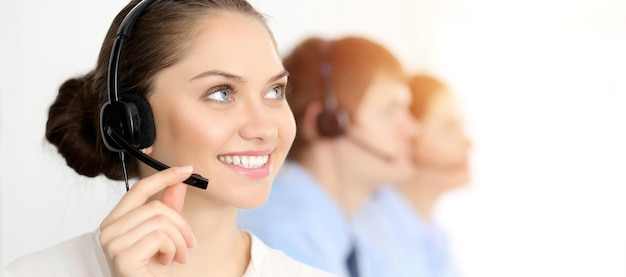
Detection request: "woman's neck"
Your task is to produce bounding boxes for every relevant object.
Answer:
[397,179,443,224]
[299,148,375,218]
[171,191,251,276]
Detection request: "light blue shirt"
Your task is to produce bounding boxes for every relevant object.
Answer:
[238,162,374,277]
[353,186,460,277]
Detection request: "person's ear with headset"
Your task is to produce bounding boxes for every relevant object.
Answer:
[238,36,418,277]
[2,1,335,276]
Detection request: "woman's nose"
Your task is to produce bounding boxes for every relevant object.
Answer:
[239,104,278,141]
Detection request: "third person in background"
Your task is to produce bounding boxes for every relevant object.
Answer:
[354,74,472,277]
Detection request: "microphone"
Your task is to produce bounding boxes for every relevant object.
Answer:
[107,128,209,190]
[345,135,395,163]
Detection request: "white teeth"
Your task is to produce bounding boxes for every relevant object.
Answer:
[218,154,269,169]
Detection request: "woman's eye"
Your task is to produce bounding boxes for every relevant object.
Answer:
[205,86,232,102]
[265,85,286,100]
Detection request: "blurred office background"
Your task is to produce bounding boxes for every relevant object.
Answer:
[1,0,625,276]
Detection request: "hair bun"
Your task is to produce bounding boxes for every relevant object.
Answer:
[46,73,126,180]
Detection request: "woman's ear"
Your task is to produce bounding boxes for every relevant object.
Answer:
[300,100,326,140]
[141,146,154,155]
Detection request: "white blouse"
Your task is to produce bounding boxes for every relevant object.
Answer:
[1,230,334,277]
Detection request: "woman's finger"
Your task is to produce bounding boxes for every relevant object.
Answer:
[101,166,193,227]
[100,200,196,248]
[103,213,190,265]
[161,183,187,213]
[113,230,180,271]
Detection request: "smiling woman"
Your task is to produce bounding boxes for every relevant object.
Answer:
[0,1,332,276]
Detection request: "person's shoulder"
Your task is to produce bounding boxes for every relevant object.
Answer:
[2,231,110,277]
[244,232,336,277]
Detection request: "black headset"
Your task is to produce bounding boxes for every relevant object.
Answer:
[99,0,208,189]
[316,40,350,138]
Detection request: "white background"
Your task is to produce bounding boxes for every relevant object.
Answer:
[1,1,625,276]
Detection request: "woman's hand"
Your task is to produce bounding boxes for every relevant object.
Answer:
[99,166,197,277]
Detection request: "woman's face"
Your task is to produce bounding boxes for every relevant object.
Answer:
[343,75,418,186]
[145,12,295,209]
[413,91,471,189]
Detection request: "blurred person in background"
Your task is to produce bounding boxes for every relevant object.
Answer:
[238,36,418,277]
[354,74,472,277]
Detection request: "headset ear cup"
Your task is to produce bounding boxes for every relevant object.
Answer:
[120,94,156,149]
[100,102,124,152]
[316,108,350,138]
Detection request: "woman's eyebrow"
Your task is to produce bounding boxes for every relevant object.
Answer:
[190,70,244,83]
[268,69,289,83]
[190,69,288,84]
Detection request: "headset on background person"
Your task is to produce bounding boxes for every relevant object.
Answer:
[316,40,395,163]
[99,0,208,190]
